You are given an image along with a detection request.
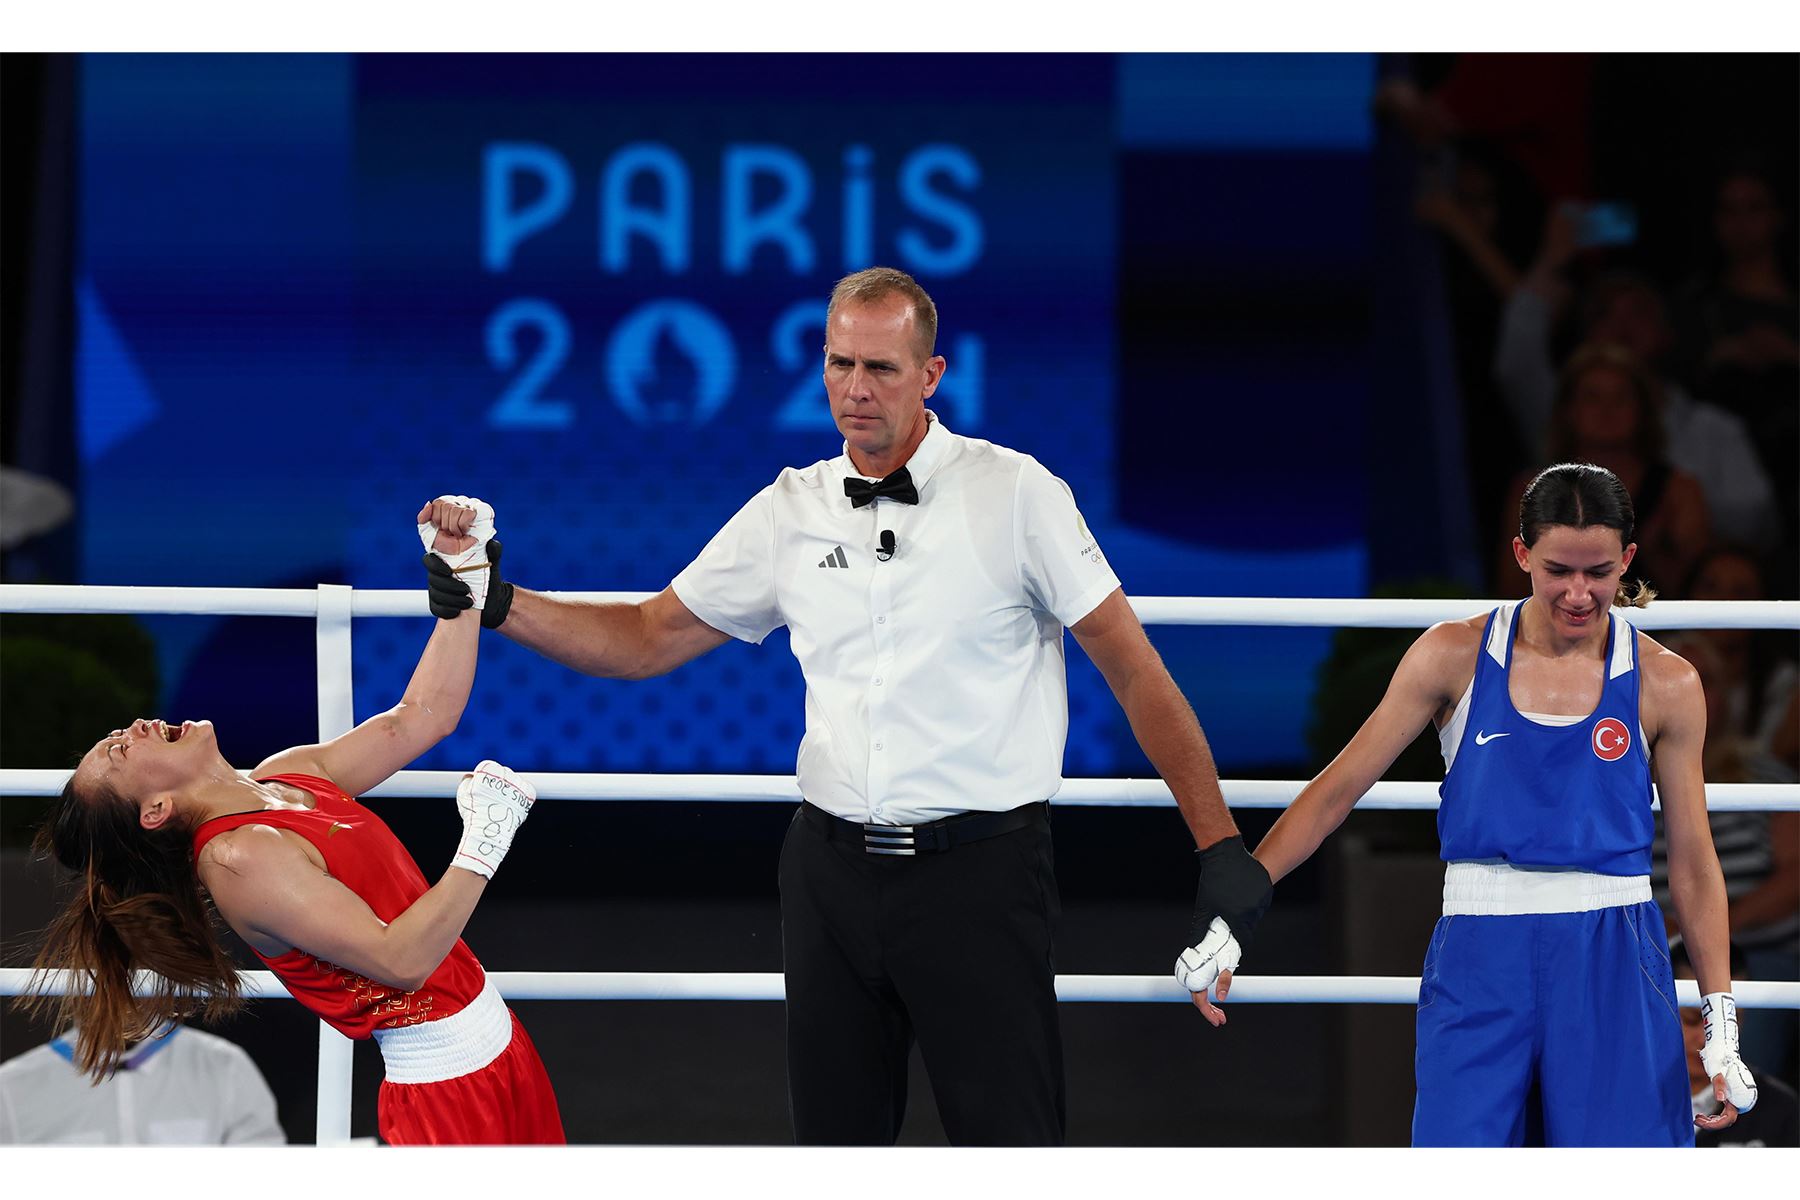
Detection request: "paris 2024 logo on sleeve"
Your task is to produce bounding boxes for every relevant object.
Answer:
[1591,717,1632,761]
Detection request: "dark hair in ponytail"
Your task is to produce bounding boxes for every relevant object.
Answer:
[1518,462,1656,607]
[16,775,243,1079]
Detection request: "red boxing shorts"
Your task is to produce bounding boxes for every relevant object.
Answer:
[374,981,565,1145]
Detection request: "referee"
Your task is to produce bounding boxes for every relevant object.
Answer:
[420,267,1273,1145]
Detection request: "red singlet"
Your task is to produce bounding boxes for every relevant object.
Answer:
[193,774,564,1144]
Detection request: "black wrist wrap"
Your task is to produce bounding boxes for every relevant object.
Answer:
[422,538,512,629]
[1187,835,1274,952]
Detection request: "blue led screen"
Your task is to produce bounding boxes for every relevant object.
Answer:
[76,53,1373,773]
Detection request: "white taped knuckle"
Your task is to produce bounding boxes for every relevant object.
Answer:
[1728,1063,1758,1112]
[1176,945,1221,992]
[1218,936,1242,975]
[478,762,535,801]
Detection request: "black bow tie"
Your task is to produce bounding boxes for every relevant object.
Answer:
[844,466,919,508]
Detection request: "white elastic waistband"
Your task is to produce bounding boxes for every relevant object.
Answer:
[373,978,511,1085]
[1442,861,1651,916]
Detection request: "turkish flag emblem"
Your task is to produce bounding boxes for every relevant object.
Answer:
[1592,717,1631,761]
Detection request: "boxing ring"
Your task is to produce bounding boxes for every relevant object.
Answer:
[2,582,1797,1144]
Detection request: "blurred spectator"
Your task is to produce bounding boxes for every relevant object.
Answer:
[1493,342,1710,597]
[1374,55,1593,203]
[1492,212,1780,556]
[1671,164,1800,553]
[0,1022,285,1145]
[1414,152,1523,300]
[1410,142,1545,542]
[1669,935,1799,1146]
[1772,686,1800,775]
[0,465,73,553]
[1653,625,1798,1085]
[1678,547,1800,1080]
[1685,545,1800,773]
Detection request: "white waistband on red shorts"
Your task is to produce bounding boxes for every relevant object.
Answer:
[1442,861,1651,916]
[372,977,511,1085]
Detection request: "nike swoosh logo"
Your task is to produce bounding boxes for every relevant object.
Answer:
[326,822,351,837]
[1473,731,1510,746]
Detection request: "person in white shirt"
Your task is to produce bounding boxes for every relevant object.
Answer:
[1493,265,1781,555]
[0,1023,285,1145]
[417,266,1271,1145]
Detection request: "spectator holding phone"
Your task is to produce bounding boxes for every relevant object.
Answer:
[1493,207,1780,557]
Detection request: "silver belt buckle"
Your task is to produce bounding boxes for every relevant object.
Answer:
[863,823,916,856]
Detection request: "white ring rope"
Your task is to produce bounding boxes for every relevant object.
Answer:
[3,769,1793,810]
[3,969,1794,1008]
[3,583,1798,629]
[6,582,1797,1141]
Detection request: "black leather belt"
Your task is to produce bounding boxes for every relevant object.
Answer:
[801,800,1047,856]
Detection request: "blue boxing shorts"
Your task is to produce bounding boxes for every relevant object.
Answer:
[1412,865,1692,1147]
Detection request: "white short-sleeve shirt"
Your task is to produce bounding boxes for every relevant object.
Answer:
[673,413,1121,824]
[0,1024,287,1145]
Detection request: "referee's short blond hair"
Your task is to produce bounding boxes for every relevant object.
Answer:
[827,266,939,363]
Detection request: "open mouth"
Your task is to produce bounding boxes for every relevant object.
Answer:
[159,721,188,743]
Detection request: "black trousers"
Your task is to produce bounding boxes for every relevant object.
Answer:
[778,802,1066,1146]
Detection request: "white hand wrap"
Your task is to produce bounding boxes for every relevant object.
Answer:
[1699,992,1758,1113]
[418,495,497,609]
[1174,916,1242,996]
[451,760,535,880]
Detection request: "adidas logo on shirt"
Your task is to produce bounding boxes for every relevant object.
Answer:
[818,546,849,569]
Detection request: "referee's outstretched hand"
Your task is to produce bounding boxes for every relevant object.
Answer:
[1175,834,1272,1026]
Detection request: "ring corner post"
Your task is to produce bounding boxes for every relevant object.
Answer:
[313,582,357,1143]
[315,1022,355,1145]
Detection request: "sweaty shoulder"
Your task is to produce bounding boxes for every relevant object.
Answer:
[1400,616,1486,701]
[198,822,314,879]
[1636,629,1704,709]
[1415,615,1486,662]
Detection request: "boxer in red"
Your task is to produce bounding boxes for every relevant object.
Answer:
[22,499,563,1144]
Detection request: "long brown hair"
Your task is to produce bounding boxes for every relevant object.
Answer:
[17,775,243,1078]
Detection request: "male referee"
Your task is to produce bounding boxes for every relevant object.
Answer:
[420,267,1271,1144]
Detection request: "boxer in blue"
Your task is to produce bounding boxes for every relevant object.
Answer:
[1249,462,1757,1145]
